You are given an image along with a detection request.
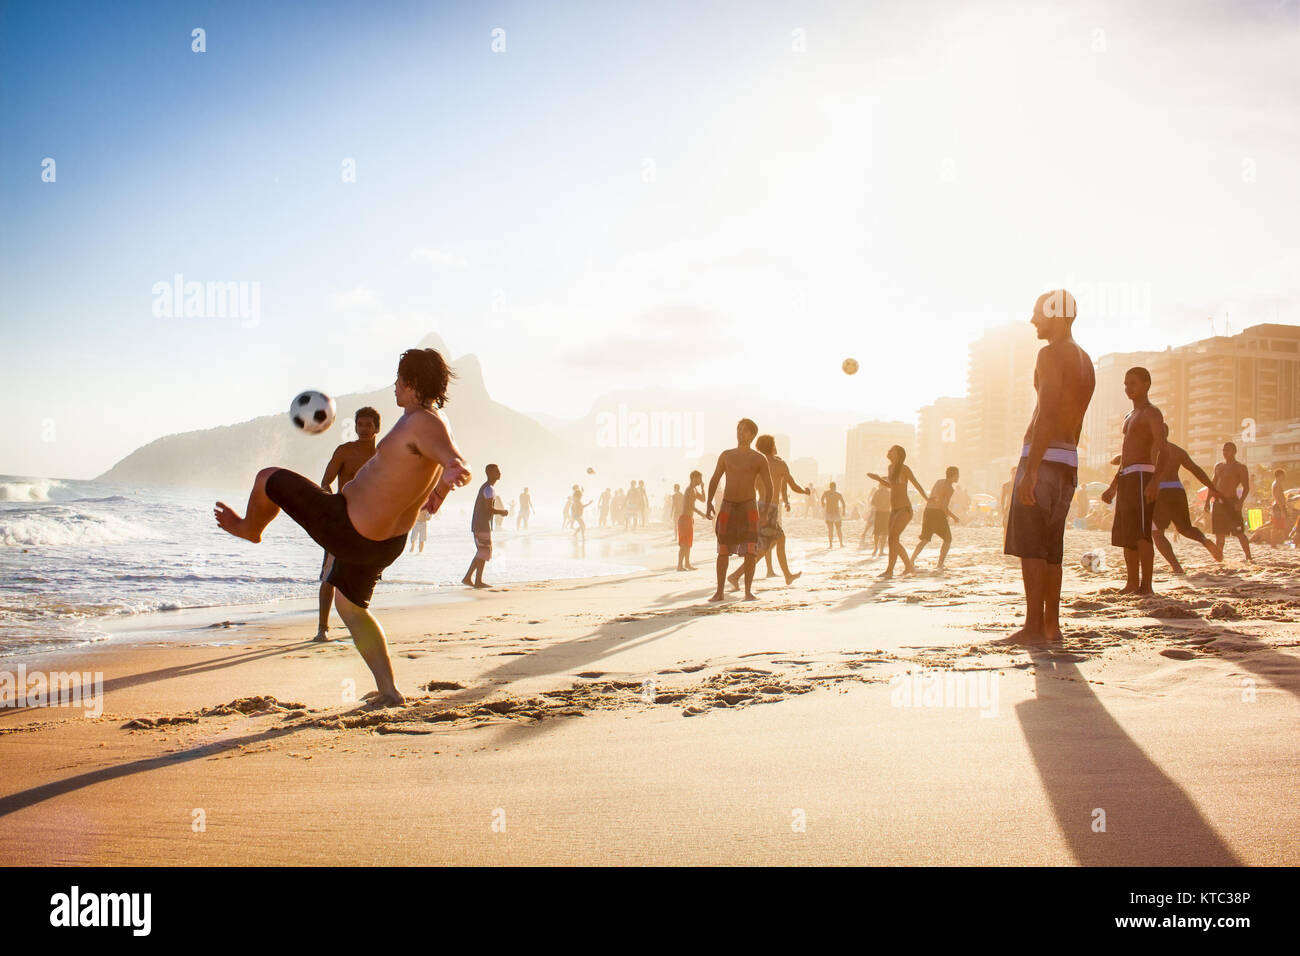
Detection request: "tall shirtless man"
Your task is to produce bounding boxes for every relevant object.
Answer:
[728,434,807,589]
[1209,441,1252,561]
[1100,367,1165,594]
[315,406,381,642]
[1148,424,1224,573]
[706,419,774,602]
[1001,290,1095,645]
[214,348,472,706]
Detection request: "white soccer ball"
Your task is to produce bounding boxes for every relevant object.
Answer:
[289,390,336,434]
[1080,549,1106,573]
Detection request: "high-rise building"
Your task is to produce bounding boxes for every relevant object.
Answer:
[916,396,968,484]
[845,420,915,502]
[962,323,1040,492]
[1089,324,1300,470]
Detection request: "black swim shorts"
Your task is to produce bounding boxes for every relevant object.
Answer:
[1152,485,1194,534]
[265,469,406,608]
[919,508,952,542]
[1211,499,1245,536]
[1004,460,1076,565]
[1111,469,1154,550]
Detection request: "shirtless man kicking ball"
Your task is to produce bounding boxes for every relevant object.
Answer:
[215,349,472,706]
[1001,290,1094,645]
[706,419,773,602]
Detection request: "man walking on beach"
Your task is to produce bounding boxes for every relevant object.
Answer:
[1001,290,1095,645]
[215,349,472,706]
[516,487,533,529]
[1150,425,1224,573]
[315,406,380,642]
[729,434,807,589]
[911,466,961,571]
[464,464,508,588]
[1209,442,1252,561]
[707,419,773,601]
[821,481,847,548]
[1101,367,1165,594]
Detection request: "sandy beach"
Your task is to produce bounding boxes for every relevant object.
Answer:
[2,521,1296,866]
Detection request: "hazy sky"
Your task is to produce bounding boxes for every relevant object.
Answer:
[3,0,1298,478]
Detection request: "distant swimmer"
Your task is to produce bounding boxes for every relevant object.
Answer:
[859,480,891,555]
[1209,441,1252,561]
[463,464,508,588]
[911,466,961,571]
[1100,367,1164,595]
[214,348,472,707]
[1000,290,1094,645]
[1146,424,1224,573]
[516,487,533,530]
[820,482,847,548]
[314,406,381,641]
[868,445,929,578]
[677,470,707,571]
[570,485,591,542]
[408,503,431,553]
[730,434,807,589]
[598,487,611,527]
[706,419,774,601]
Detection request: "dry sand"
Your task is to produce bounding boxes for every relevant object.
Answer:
[2,523,1297,865]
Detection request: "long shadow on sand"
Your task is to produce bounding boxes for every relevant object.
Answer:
[0,640,320,718]
[0,724,302,820]
[1016,645,1238,865]
[829,579,893,613]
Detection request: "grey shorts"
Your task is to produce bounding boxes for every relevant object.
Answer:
[1004,460,1076,565]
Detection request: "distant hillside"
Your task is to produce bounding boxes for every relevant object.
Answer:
[96,334,577,500]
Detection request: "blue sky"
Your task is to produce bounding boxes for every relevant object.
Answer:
[3,0,1299,477]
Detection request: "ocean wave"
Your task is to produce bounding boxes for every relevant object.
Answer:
[0,478,65,502]
[0,509,161,547]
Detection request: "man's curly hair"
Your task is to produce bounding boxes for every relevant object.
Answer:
[397,348,456,408]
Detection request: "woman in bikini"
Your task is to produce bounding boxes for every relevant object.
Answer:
[868,444,930,578]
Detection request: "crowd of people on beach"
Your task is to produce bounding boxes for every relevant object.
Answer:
[211,291,1297,704]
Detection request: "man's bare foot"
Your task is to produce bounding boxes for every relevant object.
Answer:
[473,582,490,589]
[1044,627,1064,643]
[708,591,725,602]
[461,576,474,587]
[685,564,696,571]
[785,571,802,585]
[1208,541,1224,561]
[213,502,261,542]
[743,592,758,601]
[361,688,405,708]
[1137,585,1154,595]
[312,629,332,643]
[727,575,741,592]
[1118,584,1140,594]
[994,626,1049,646]
[879,571,893,580]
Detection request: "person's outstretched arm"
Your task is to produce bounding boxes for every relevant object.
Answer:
[706,457,725,518]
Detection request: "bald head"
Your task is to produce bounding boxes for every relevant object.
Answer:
[1035,289,1077,322]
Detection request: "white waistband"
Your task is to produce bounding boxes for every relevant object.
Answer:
[1121,463,1156,476]
[1020,444,1079,467]
[1158,480,1183,490]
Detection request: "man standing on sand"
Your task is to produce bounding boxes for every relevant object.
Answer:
[911,466,961,571]
[821,481,847,548]
[860,480,892,555]
[598,487,611,528]
[464,464,508,588]
[1148,424,1224,573]
[570,485,591,542]
[215,349,472,707]
[677,470,707,571]
[315,406,381,642]
[1100,367,1165,594]
[1000,290,1095,646]
[408,504,431,553]
[707,419,774,601]
[729,434,807,589]
[1209,442,1252,561]
[516,487,533,530]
